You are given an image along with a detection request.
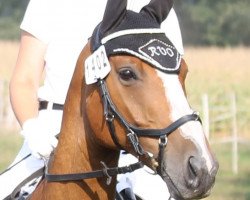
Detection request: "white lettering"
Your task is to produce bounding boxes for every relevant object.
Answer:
[85,45,111,85]
[148,45,175,57]
[148,46,160,56]
[157,46,167,55]
[166,48,174,57]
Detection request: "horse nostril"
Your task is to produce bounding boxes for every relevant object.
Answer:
[186,156,203,189]
[189,156,202,176]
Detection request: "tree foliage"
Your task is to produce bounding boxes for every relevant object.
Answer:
[0,0,29,40]
[175,0,250,46]
[0,0,249,46]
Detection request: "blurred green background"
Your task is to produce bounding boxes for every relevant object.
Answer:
[0,0,250,199]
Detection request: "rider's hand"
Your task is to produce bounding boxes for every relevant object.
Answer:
[21,118,58,159]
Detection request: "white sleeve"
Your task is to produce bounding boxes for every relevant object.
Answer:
[20,0,55,44]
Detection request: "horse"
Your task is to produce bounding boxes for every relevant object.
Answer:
[31,0,218,199]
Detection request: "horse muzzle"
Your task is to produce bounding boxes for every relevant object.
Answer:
[160,152,219,200]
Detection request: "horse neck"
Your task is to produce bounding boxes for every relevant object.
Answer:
[36,43,119,200]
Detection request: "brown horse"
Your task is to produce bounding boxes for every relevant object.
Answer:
[31,0,218,199]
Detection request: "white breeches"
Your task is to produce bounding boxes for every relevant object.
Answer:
[0,109,63,200]
[0,142,44,199]
[117,153,170,200]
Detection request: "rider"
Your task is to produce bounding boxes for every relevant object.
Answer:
[0,0,184,199]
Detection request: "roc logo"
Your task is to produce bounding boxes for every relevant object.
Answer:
[139,39,181,72]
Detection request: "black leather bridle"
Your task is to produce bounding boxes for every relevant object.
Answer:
[97,79,201,175]
[45,77,201,184]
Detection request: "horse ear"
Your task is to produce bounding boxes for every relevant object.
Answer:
[100,0,127,35]
[141,0,173,24]
[91,0,127,51]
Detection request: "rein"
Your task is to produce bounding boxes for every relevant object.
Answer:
[45,161,143,185]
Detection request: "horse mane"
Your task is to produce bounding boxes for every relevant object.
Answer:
[32,42,119,200]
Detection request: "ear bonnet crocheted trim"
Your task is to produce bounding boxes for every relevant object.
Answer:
[90,0,181,73]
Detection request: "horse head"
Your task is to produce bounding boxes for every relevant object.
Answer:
[36,0,219,199]
[84,0,218,199]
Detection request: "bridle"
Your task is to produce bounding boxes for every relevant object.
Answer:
[97,78,201,175]
[45,75,201,183]
[44,0,205,189]
[45,26,202,184]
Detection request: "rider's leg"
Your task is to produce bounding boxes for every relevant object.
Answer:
[0,109,63,199]
[0,141,44,200]
[117,153,170,200]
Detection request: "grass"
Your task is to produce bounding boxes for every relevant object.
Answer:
[184,47,250,199]
[0,129,23,172]
[184,47,250,137]
[207,143,250,200]
[0,41,19,80]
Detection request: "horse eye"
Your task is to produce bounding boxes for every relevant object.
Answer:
[119,68,137,81]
